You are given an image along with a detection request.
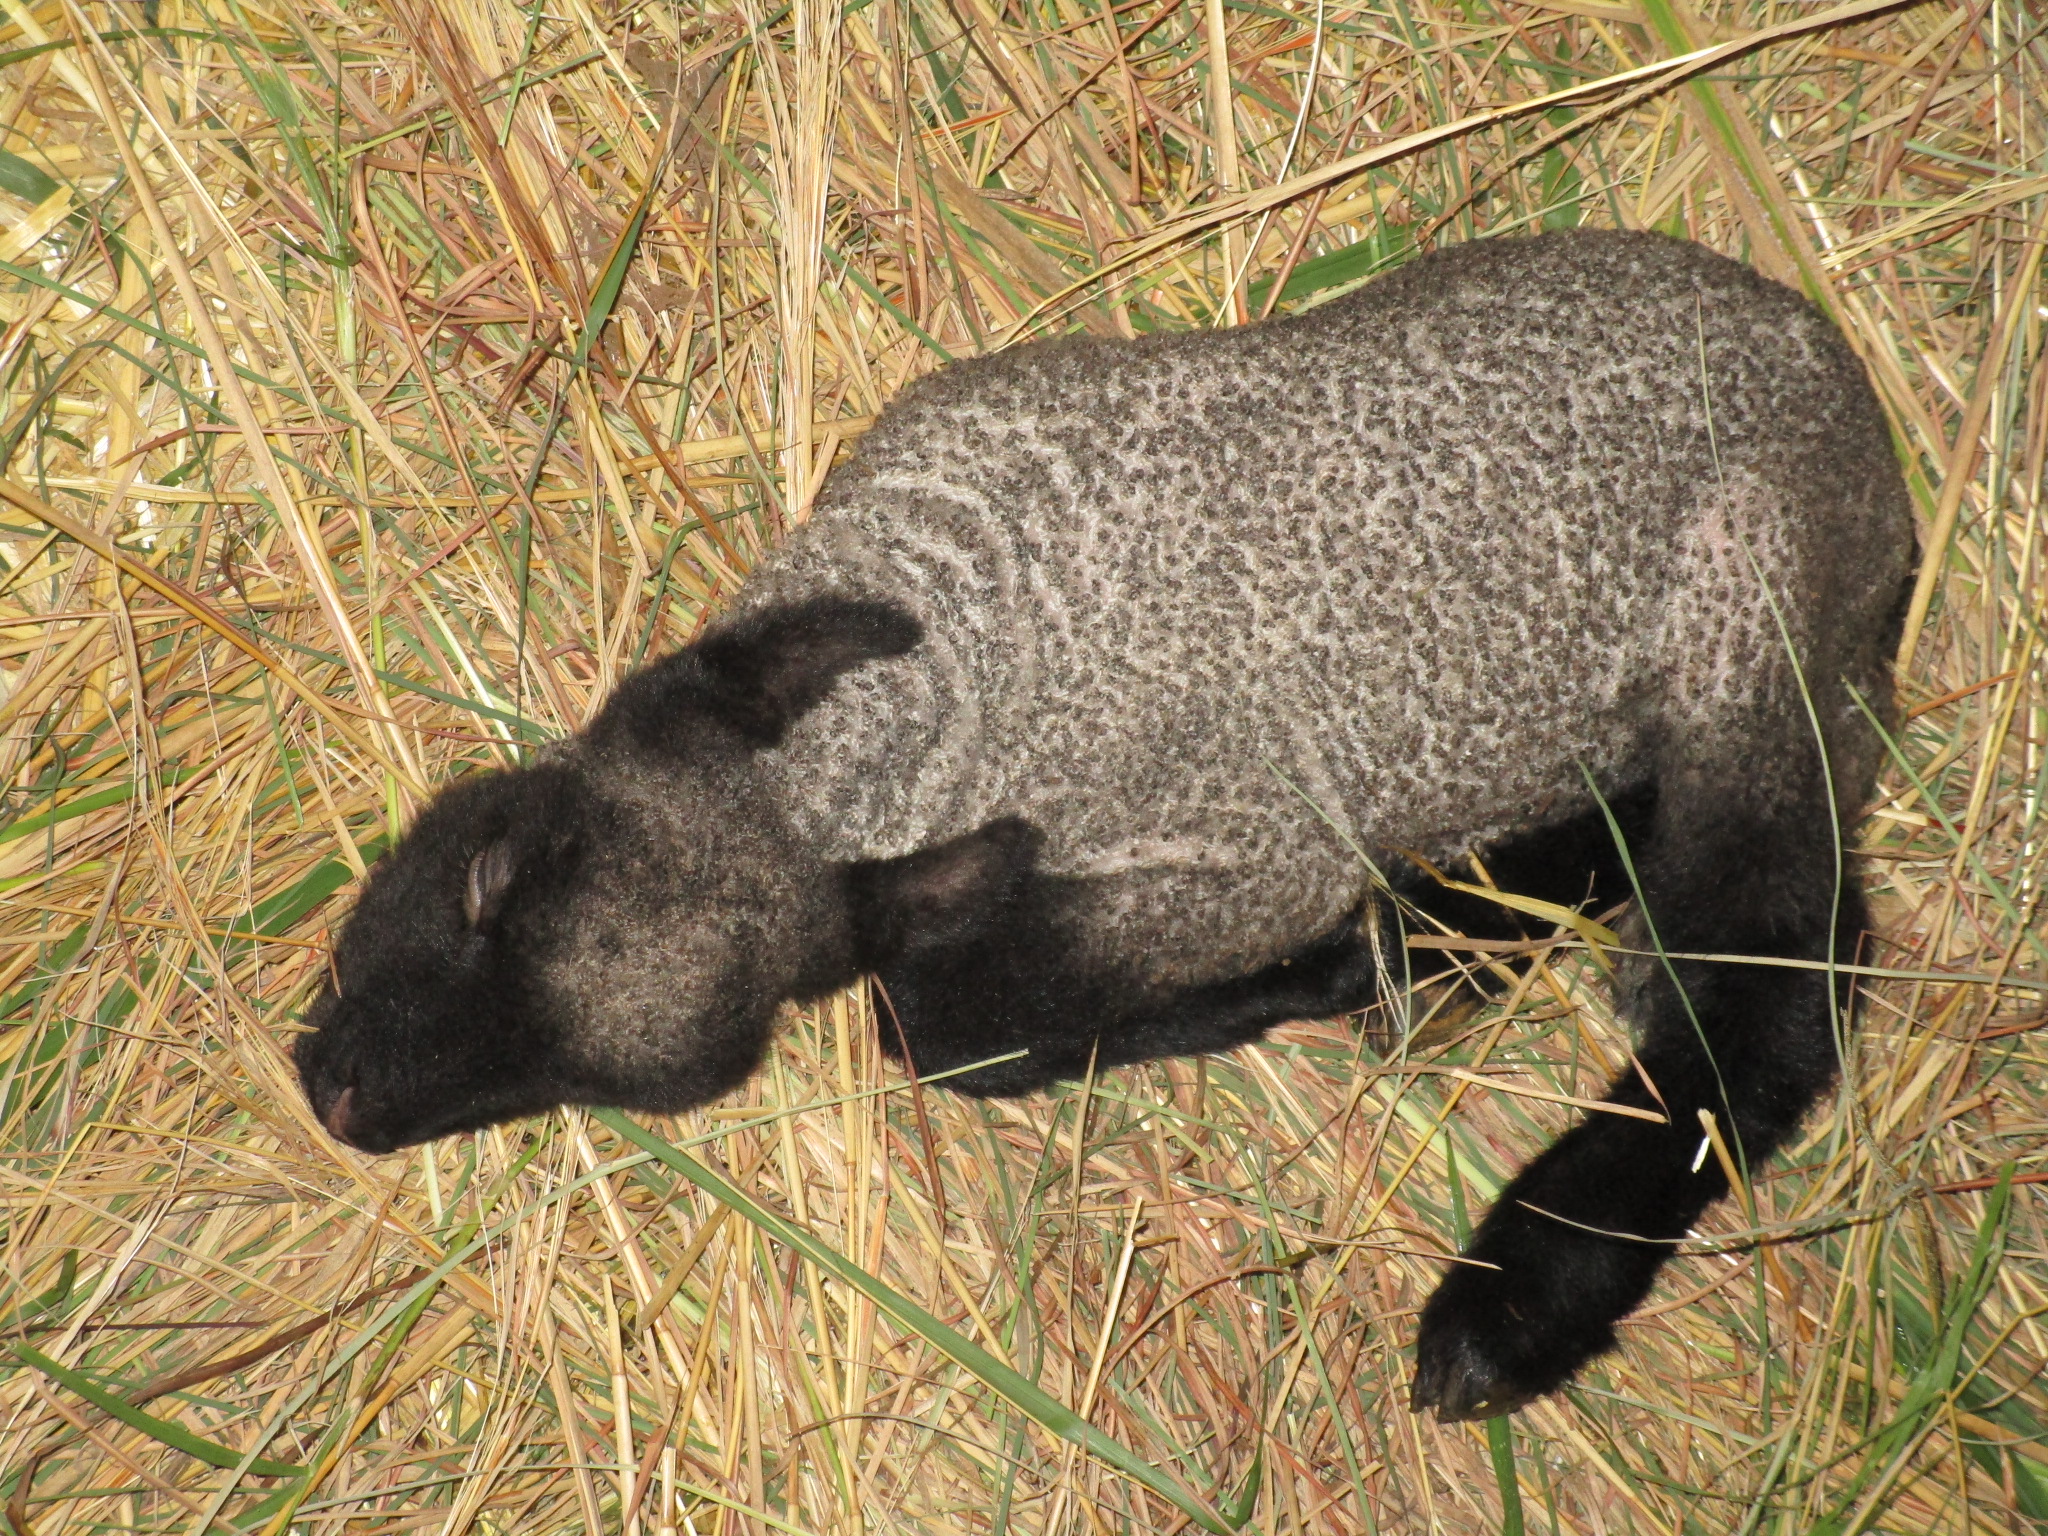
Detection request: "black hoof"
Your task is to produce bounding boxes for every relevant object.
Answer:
[1410,1308,1548,1422]
[1410,1256,1618,1422]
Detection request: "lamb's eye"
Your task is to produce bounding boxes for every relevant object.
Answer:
[465,841,516,928]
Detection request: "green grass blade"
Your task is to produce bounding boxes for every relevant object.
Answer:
[1489,1415,1526,1535]
[11,1343,303,1478]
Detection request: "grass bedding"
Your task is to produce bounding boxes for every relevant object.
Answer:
[0,0,2043,1530]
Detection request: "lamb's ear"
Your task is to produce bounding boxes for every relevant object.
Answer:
[848,818,1041,966]
[604,598,921,752]
[692,598,921,745]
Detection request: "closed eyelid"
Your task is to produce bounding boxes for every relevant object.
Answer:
[465,841,518,927]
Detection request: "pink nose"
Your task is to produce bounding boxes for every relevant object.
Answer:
[322,1084,357,1143]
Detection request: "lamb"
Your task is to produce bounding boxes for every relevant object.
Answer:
[294,228,1914,1421]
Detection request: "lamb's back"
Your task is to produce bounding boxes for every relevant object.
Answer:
[740,230,1905,982]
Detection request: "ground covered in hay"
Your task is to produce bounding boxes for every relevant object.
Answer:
[0,0,2043,1531]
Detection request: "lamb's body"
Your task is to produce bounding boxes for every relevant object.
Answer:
[297,229,1914,1424]
[743,232,1905,995]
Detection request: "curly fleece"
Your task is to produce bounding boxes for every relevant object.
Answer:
[737,228,1911,991]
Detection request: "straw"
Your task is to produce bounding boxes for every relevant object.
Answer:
[1,0,2042,1530]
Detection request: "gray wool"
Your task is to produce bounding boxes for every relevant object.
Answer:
[731,229,1911,995]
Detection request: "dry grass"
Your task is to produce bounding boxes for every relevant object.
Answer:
[0,0,2042,1530]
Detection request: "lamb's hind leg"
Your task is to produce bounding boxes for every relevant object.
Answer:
[1410,759,1858,1421]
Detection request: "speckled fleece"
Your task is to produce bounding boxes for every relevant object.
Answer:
[735,229,1912,994]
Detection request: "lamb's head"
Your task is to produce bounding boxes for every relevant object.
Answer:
[294,598,921,1153]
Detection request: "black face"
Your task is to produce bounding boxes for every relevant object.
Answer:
[293,597,927,1155]
[294,765,605,1154]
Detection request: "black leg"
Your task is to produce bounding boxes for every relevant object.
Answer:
[1357,787,1659,1055]
[1380,785,1658,999]
[1411,779,1855,1420]
[877,900,1386,1097]
[872,789,1663,1099]
[870,903,1117,1098]
[1089,906,1389,1070]
[1394,787,1655,936]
